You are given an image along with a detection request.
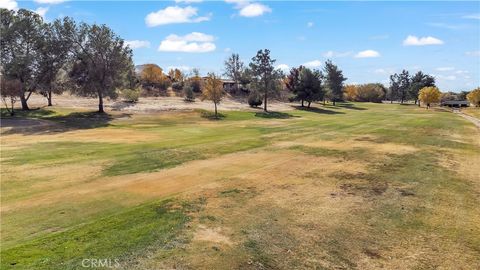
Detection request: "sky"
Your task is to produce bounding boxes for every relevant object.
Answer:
[2,0,480,91]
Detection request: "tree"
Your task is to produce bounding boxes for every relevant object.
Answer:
[36,17,75,106]
[323,60,347,105]
[201,73,225,118]
[418,86,441,109]
[68,23,134,113]
[355,83,386,103]
[223,53,244,93]
[0,8,44,110]
[188,68,202,93]
[249,49,281,112]
[389,70,410,103]
[467,88,480,107]
[409,71,435,105]
[168,68,184,82]
[0,77,21,116]
[140,64,164,86]
[286,66,324,107]
[343,84,357,101]
[183,83,195,102]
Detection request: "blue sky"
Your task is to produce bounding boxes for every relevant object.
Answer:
[3,0,480,91]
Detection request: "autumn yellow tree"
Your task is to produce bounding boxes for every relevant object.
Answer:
[343,84,357,101]
[201,73,225,118]
[140,64,170,90]
[418,86,441,109]
[168,68,184,82]
[466,88,480,107]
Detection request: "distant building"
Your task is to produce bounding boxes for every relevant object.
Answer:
[441,100,470,107]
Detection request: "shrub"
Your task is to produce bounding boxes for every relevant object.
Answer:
[183,84,195,102]
[172,82,184,92]
[248,91,263,107]
[121,88,141,103]
[467,88,480,107]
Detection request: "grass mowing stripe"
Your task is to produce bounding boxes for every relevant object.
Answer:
[0,199,189,270]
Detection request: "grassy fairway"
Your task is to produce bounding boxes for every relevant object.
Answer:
[1,103,479,269]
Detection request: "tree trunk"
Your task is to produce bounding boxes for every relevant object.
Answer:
[401,97,404,104]
[20,94,29,110]
[47,90,53,106]
[263,89,268,112]
[10,99,15,116]
[323,99,325,105]
[214,102,218,118]
[98,91,104,113]
[301,100,304,107]
[333,99,336,106]
[307,101,311,108]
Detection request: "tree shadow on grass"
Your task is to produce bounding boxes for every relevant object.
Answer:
[334,103,367,110]
[199,110,226,120]
[254,111,297,119]
[1,110,131,135]
[292,105,345,114]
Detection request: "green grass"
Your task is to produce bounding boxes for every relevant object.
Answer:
[1,199,190,270]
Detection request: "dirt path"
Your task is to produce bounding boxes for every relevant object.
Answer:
[453,109,480,129]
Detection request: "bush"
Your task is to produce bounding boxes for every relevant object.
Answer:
[248,91,263,107]
[183,84,195,102]
[172,82,184,92]
[121,88,141,103]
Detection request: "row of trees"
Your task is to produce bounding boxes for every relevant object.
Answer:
[388,70,435,104]
[1,8,135,113]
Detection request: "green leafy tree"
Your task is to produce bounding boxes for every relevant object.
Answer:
[249,49,281,112]
[389,70,410,103]
[286,66,324,107]
[323,60,346,105]
[36,17,75,106]
[223,53,244,93]
[68,23,134,113]
[409,71,435,105]
[0,8,44,110]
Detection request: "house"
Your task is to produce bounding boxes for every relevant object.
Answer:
[441,100,470,107]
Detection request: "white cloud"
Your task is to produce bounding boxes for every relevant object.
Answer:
[436,67,455,71]
[427,22,468,30]
[239,3,271,17]
[145,6,211,27]
[34,0,66,4]
[403,35,444,46]
[158,32,216,53]
[303,60,322,68]
[167,65,191,72]
[465,50,480,57]
[275,64,289,72]
[175,0,203,3]
[224,47,232,52]
[455,70,469,74]
[226,0,271,17]
[323,51,352,58]
[462,14,480,20]
[0,0,18,10]
[307,22,314,27]
[125,40,151,49]
[34,7,49,18]
[354,50,380,58]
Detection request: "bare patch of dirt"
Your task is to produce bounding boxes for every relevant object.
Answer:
[193,225,233,246]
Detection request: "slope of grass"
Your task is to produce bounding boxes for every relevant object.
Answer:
[1,102,479,269]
